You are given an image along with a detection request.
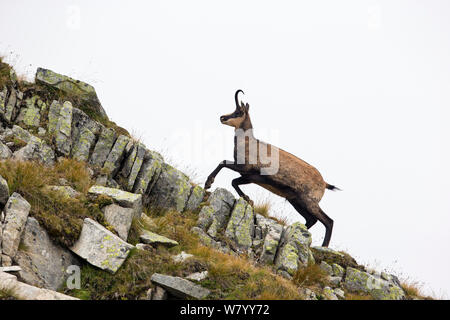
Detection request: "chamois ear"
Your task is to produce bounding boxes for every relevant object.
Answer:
[244,103,250,113]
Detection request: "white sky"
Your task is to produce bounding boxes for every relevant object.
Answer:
[1,0,449,298]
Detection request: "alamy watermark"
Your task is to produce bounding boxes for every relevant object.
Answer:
[66,265,81,290]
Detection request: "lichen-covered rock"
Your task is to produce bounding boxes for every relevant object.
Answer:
[0,141,12,159]
[172,251,194,263]
[197,188,235,238]
[125,143,146,191]
[329,276,343,287]
[45,185,81,198]
[134,150,164,197]
[120,142,137,178]
[274,222,314,276]
[225,198,254,251]
[140,230,179,248]
[311,246,360,270]
[1,193,31,261]
[71,105,101,162]
[71,127,96,161]
[0,86,7,117]
[88,185,142,218]
[71,107,102,142]
[146,162,190,212]
[103,204,134,241]
[344,267,405,300]
[47,100,61,135]
[322,286,339,300]
[0,174,9,207]
[14,217,80,290]
[54,101,73,156]
[186,271,208,282]
[185,185,205,212]
[332,263,345,278]
[102,135,131,177]
[15,95,43,128]
[191,226,222,250]
[319,261,334,276]
[89,127,116,167]
[36,67,108,120]
[150,273,210,299]
[380,272,401,287]
[299,287,317,300]
[147,286,168,300]
[4,88,17,123]
[255,214,284,264]
[334,288,345,299]
[11,125,55,165]
[70,218,134,273]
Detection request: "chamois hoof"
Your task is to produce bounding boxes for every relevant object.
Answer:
[204,178,214,190]
[244,197,254,207]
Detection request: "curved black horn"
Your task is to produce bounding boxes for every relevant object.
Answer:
[235,89,244,109]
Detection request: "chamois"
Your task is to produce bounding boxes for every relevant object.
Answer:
[204,90,340,247]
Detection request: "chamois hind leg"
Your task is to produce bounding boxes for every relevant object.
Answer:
[288,199,318,229]
[231,176,254,205]
[302,199,334,247]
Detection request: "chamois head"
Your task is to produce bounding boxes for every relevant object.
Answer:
[220,90,251,129]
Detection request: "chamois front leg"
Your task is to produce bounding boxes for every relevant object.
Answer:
[204,160,243,190]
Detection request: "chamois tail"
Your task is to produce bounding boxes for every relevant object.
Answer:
[326,183,342,191]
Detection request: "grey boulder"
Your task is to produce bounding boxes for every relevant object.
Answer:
[1,193,31,261]
[14,217,80,290]
[103,204,135,241]
[150,273,210,299]
[70,218,134,273]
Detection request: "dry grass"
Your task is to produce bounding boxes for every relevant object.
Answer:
[253,200,287,226]
[0,159,110,247]
[345,292,372,300]
[191,245,302,300]
[66,207,304,300]
[0,57,13,87]
[254,200,271,217]
[400,279,433,300]
[292,263,330,288]
[0,288,17,300]
[145,209,199,252]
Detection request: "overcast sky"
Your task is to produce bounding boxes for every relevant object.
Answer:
[1,0,449,298]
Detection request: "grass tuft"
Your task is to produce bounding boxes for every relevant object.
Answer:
[292,263,330,288]
[0,159,108,247]
[400,279,433,300]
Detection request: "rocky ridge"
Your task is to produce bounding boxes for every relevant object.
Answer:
[0,62,410,300]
